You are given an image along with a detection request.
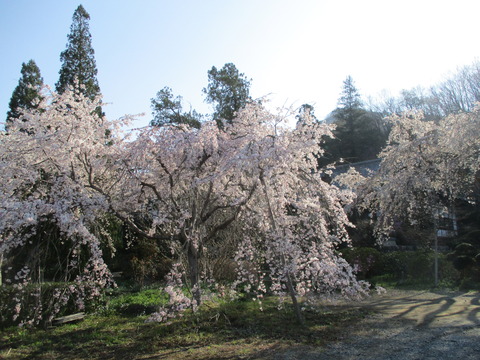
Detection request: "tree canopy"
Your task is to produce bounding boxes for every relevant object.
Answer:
[150,87,202,129]
[359,107,480,241]
[56,5,100,101]
[6,59,44,131]
[203,63,252,126]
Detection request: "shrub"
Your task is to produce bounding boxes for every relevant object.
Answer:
[447,243,480,283]
[453,243,478,257]
[380,251,411,280]
[377,250,459,286]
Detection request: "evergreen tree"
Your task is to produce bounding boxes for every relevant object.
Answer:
[150,87,202,129]
[56,5,100,100]
[203,63,251,126]
[6,59,44,131]
[321,76,387,165]
[335,76,363,158]
[338,75,362,110]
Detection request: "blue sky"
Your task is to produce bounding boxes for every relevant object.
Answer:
[1,0,480,130]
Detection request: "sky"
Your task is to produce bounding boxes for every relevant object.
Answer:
[1,0,480,130]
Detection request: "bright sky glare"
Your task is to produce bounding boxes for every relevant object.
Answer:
[1,0,479,129]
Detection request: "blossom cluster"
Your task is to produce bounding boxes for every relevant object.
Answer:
[359,107,480,240]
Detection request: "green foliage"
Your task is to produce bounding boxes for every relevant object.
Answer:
[343,248,460,288]
[6,59,44,131]
[384,251,433,280]
[150,86,202,128]
[296,103,318,124]
[453,243,478,258]
[373,250,459,287]
[102,288,168,316]
[338,75,362,110]
[203,63,251,125]
[56,5,100,101]
[461,230,480,246]
[445,204,480,285]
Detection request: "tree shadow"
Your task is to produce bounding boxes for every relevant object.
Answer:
[359,290,480,328]
[468,294,480,325]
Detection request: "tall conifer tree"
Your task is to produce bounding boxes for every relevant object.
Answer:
[56,5,100,100]
[6,59,44,131]
[333,76,363,161]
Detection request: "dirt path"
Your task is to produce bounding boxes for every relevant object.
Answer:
[276,290,480,360]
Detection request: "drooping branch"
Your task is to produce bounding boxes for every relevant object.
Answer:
[259,170,304,325]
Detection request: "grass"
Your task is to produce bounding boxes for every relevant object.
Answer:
[0,288,371,359]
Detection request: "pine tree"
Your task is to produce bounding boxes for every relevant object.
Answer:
[150,87,202,129]
[56,5,100,100]
[6,59,44,131]
[203,63,251,126]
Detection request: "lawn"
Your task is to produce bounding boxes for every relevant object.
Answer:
[0,287,371,359]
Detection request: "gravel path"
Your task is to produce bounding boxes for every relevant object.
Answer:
[277,290,480,360]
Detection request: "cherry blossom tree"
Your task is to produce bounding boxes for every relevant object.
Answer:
[0,85,125,325]
[119,103,370,323]
[358,106,480,285]
[231,106,371,323]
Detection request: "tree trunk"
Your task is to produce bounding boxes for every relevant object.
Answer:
[0,253,3,287]
[285,271,305,325]
[187,243,201,306]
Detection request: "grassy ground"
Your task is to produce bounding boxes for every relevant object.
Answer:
[0,288,371,360]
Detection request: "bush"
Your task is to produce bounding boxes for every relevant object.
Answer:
[453,243,478,257]
[341,247,383,279]
[380,251,411,279]
[447,243,480,283]
[348,248,461,287]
